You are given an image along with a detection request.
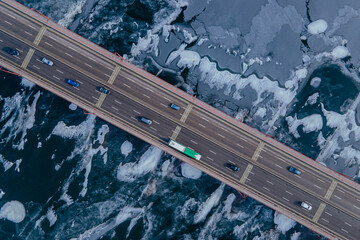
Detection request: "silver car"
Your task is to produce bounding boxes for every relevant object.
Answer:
[41,57,54,66]
[301,202,312,210]
[140,117,152,125]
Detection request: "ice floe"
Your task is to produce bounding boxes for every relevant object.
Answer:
[307,19,328,35]
[117,146,162,182]
[194,184,224,224]
[331,46,350,59]
[20,78,35,89]
[181,163,202,179]
[0,200,25,223]
[120,140,133,157]
[286,114,323,138]
[69,103,77,111]
[166,44,201,69]
[58,0,86,28]
[310,77,321,88]
[274,211,296,234]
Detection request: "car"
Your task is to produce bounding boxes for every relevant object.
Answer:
[301,202,312,211]
[66,79,79,87]
[140,117,152,125]
[41,57,53,66]
[3,47,19,56]
[226,163,239,172]
[288,166,301,175]
[170,103,180,110]
[98,86,110,94]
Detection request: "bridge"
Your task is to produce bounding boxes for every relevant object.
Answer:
[0,0,359,239]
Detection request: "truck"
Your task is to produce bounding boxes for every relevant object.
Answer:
[168,139,202,160]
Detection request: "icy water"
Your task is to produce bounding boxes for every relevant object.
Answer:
[1,0,360,239]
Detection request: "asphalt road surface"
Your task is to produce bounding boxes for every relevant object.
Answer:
[0,1,359,239]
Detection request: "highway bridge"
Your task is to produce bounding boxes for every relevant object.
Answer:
[0,0,359,239]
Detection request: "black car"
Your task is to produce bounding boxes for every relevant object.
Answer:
[3,47,19,56]
[226,163,239,172]
[98,86,110,94]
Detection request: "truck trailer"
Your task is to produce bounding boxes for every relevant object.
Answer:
[168,139,202,160]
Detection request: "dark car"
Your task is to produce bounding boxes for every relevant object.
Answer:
[3,47,19,56]
[140,117,152,125]
[170,103,180,110]
[288,166,301,175]
[98,86,110,94]
[226,163,239,172]
[66,79,79,87]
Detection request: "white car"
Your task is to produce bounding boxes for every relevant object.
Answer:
[301,202,312,210]
[41,57,54,66]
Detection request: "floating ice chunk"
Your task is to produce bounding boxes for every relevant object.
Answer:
[0,155,14,171]
[286,114,323,138]
[194,184,224,224]
[183,29,197,44]
[331,46,350,59]
[69,103,77,111]
[181,163,202,179]
[20,78,35,88]
[317,132,326,148]
[310,77,321,88]
[291,231,301,240]
[120,140,133,157]
[14,159,22,172]
[58,0,86,28]
[307,19,328,35]
[96,124,109,145]
[46,207,57,227]
[117,146,162,182]
[274,211,296,234]
[305,92,319,106]
[131,30,159,57]
[254,107,266,118]
[0,189,5,199]
[166,44,200,69]
[321,104,344,128]
[0,200,25,223]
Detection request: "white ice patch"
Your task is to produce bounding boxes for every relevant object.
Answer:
[194,183,224,224]
[338,146,360,167]
[0,200,25,223]
[58,0,86,28]
[95,124,109,145]
[291,232,301,240]
[48,115,106,199]
[20,78,35,88]
[46,207,57,227]
[331,46,350,59]
[182,29,197,44]
[75,206,144,240]
[307,19,328,35]
[117,146,162,182]
[166,44,201,69]
[305,92,319,106]
[69,103,77,111]
[0,155,14,171]
[131,30,160,57]
[181,163,202,179]
[0,189,4,199]
[254,107,267,119]
[317,132,326,148]
[321,104,344,129]
[14,159,22,172]
[120,140,133,157]
[0,91,40,150]
[274,211,296,234]
[286,114,323,138]
[310,77,321,88]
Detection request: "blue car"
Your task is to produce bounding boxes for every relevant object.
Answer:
[66,79,79,87]
[170,103,180,110]
[288,166,301,175]
[3,47,19,56]
[226,163,239,172]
